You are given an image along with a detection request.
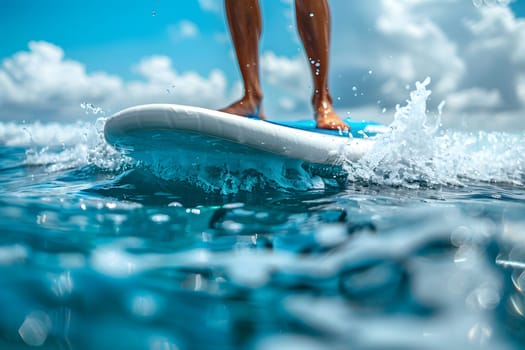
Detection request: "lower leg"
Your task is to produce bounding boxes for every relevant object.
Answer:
[221,0,266,119]
[295,0,347,130]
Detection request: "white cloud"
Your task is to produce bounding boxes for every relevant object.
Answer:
[445,88,502,110]
[198,0,222,14]
[325,0,525,131]
[180,21,200,38]
[261,52,309,100]
[2,0,525,132]
[248,0,525,130]
[278,97,296,111]
[375,0,466,95]
[123,56,228,109]
[257,52,312,117]
[0,41,121,119]
[0,41,232,122]
[168,20,200,42]
[133,56,176,82]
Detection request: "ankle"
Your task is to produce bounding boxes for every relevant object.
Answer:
[245,89,263,105]
[312,91,333,110]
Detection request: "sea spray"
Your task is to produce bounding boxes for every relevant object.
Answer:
[346,78,525,187]
[0,118,132,173]
[89,117,132,171]
[4,78,524,191]
[348,77,444,187]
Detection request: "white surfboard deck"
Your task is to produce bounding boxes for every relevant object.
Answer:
[104,104,387,166]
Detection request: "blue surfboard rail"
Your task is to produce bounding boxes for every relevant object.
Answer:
[266,118,386,138]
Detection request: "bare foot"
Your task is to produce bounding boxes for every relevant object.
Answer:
[315,103,349,132]
[220,97,266,120]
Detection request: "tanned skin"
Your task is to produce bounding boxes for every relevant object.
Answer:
[221,0,349,131]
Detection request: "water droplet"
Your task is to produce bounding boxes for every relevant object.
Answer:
[186,208,201,215]
[368,70,373,75]
[36,213,47,225]
[352,86,358,91]
[438,100,446,115]
[80,102,105,115]
[150,214,170,223]
[309,12,314,17]
[18,311,52,347]
[151,10,157,16]
[50,271,74,297]
[130,292,159,318]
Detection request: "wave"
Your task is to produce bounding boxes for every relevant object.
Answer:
[1,78,523,190]
[0,118,130,173]
[347,78,525,187]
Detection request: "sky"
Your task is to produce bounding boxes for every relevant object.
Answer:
[1,0,525,131]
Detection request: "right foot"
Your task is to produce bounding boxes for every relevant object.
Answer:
[314,102,349,132]
[220,97,266,120]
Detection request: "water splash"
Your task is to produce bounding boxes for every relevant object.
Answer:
[3,77,524,191]
[347,78,525,187]
[0,119,131,173]
[80,102,106,116]
[144,150,334,195]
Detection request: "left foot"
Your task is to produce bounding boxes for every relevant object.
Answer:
[315,103,349,132]
[219,96,266,120]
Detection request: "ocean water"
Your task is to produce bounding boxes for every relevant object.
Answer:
[1,81,524,350]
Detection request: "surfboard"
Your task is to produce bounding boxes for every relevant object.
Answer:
[104,104,387,169]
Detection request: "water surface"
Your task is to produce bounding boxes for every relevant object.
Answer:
[1,82,524,349]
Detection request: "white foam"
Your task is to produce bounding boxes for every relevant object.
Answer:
[348,78,525,187]
[2,81,524,188]
[0,118,131,172]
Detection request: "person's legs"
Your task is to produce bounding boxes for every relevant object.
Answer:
[221,0,266,119]
[295,0,348,131]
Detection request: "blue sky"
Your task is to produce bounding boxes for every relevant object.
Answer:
[0,0,297,79]
[2,0,525,131]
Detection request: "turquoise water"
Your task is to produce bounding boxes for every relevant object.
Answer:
[1,83,525,349]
